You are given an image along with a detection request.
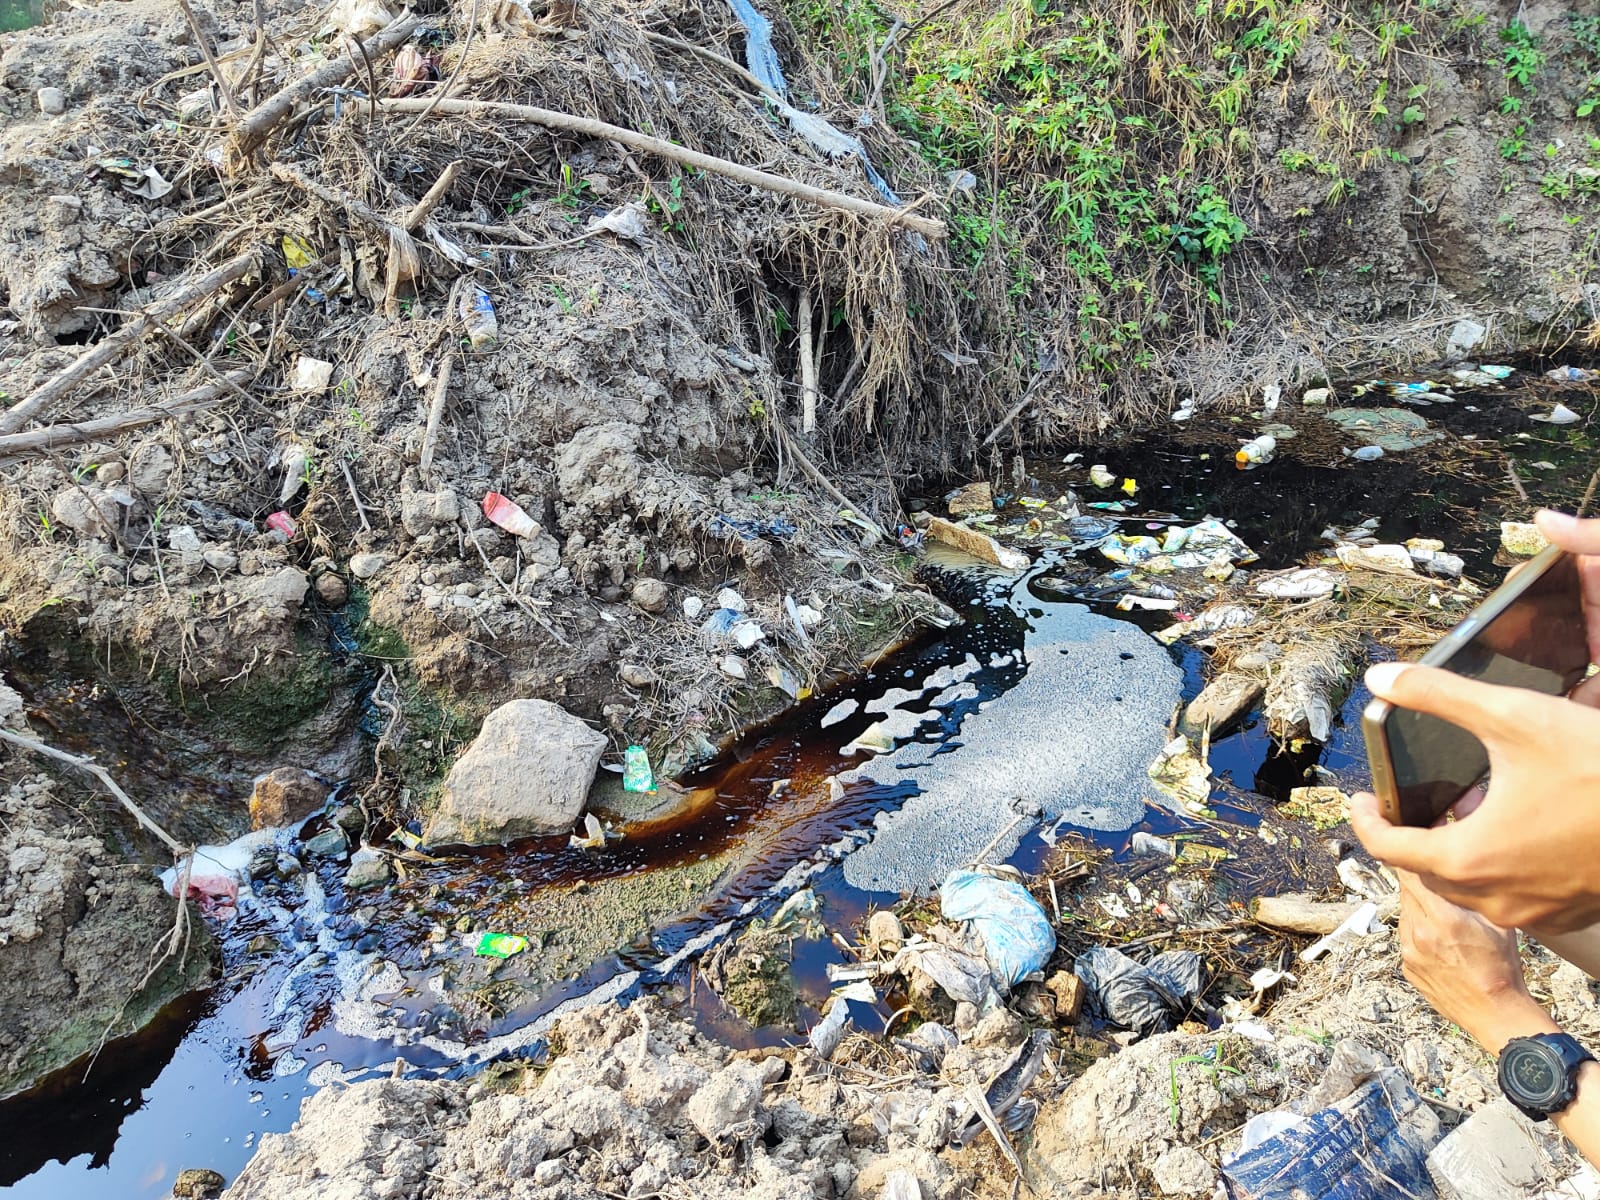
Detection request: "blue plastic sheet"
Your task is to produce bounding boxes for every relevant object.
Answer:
[939,869,1055,988]
[1223,1073,1440,1199]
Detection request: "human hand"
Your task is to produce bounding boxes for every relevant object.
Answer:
[1350,660,1600,932]
[1395,869,1555,1050]
[1536,510,1600,670]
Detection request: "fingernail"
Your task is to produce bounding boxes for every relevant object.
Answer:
[1366,662,1407,694]
[1538,508,1577,530]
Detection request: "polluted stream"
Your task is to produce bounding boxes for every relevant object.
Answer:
[1,368,1597,1198]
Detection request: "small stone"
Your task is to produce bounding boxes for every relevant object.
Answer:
[50,487,118,538]
[1045,970,1086,1022]
[303,828,349,859]
[94,462,125,485]
[716,587,747,613]
[202,548,238,573]
[314,572,349,606]
[970,1007,1026,1050]
[172,1168,226,1199]
[1302,387,1332,406]
[343,848,392,891]
[348,552,387,580]
[249,768,326,829]
[400,488,460,537]
[167,525,202,554]
[684,1062,764,1142]
[333,805,365,837]
[36,87,66,116]
[532,1161,563,1187]
[952,1001,979,1034]
[867,909,904,956]
[682,596,704,620]
[630,577,669,613]
[619,662,657,688]
[1150,1146,1215,1197]
[129,444,175,497]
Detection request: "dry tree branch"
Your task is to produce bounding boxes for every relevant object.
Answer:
[0,370,251,464]
[229,15,421,157]
[378,97,948,238]
[0,728,189,858]
[0,251,259,434]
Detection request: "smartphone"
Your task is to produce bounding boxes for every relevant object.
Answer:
[1362,543,1590,827]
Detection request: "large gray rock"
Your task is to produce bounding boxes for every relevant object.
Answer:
[1179,672,1264,740]
[423,700,605,847]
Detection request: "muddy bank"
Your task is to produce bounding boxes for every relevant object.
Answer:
[0,767,214,1101]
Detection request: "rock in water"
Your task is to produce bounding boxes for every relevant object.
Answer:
[1179,673,1265,740]
[423,700,606,847]
[172,1167,226,1198]
[249,768,327,829]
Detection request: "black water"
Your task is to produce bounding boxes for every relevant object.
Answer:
[1,373,1596,1197]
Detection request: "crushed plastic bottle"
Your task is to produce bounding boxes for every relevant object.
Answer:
[623,744,655,793]
[471,932,529,958]
[1088,463,1116,488]
[458,284,498,351]
[1235,434,1276,468]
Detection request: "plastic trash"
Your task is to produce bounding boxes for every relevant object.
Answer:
[1345,445,1384,461]
[1546,366,1597,384]
[278,445,310,506]
[709,515,797,540]
[1334,543,1414,574]
[265,511,298,539]
[569,812,611,850]
[292,355,334,392]
[731,621,765,649]
[622,744,655,793]
[1235,434,1276,468]
[1099,534,1162,565]
[1532,402,1581,424]
[893,1021,959,1072]
[458,285,498,351]
[808,980,877,1061]
[1480,364,1514,379]
[482,491,541,538]
[1223,1072,1439,1199]
[282,235,316,270]
[700,607,741,637]
[1255,566,1340,599]
[473,932,530,958]
[1073,946,1204,1037]
[939,869,1056,989]
[1120,476,1137,496]
[719,654,747,679]
[950,1030,1051,1148]
[1322,407,1442,451]
[1147,735,1213,814]
[1088,464,1116,488]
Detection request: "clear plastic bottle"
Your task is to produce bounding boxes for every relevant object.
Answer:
[458,284,497,351]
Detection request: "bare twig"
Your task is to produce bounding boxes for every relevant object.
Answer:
[403,160,464,231]
[229,15,420,157]
[174,0,241,117]
[0,728,187,857]
[419,349,454,480]
[979,370,1045,449]
[798,287,817,435]
[1506,458,1531,507]
[773,422,891,539]
[379,97,947,238]
[0,370,250,464]
[0,250,258,434]
[340,457,374,533]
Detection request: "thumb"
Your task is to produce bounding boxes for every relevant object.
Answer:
[1536,509,1600,555]
[1365,662,1512,741]
[1348,790,1460,875]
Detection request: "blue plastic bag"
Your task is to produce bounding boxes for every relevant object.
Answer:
[939,869,1055,989]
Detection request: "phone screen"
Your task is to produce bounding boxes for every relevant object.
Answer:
[1385,552,1589,826]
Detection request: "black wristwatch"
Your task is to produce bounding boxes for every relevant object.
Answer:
[1498,1033,1595,1122]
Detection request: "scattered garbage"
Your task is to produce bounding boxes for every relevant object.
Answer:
[458,284,498,351]
[719,654,747,679]
[278,445,310,505]
[622,745,655,793]
[472,932,530,958]
[1531,402,1581,425]
[587,201,651,242]
[1334,543,1413,574]
[808,980,876,1060]
[1501,521,1549,557]
[939,869,1056,989]
[845,720,896,755]
[1546,366,1597,384]
[265,511,298,539]
[1235,434,1276,468]
[731,621,765,650]
[1344,445,1384,461]
[1147,735,1213,815]
[1299,901,1379,962]
[1130,832,1176,857]
[1322,407,1443,452]
[1254,567,1340,600]
[708,515,798,540]
[1074,946,1204,1037]
[1264,639,1351,743]
[482,491,540,538]
[1302,386,1332,405]
[923,517,1030,571]
[1156,602,1256,645]
[292,355,334,392]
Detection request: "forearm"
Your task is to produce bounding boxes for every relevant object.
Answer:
[1535,926,1600,980]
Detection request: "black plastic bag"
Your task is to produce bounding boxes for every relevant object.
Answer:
[1073,946,1204,1037]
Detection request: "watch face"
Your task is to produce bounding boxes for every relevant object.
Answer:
[1504,1041,1565,1107]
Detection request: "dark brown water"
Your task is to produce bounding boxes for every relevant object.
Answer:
[2,369,1595,1198]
